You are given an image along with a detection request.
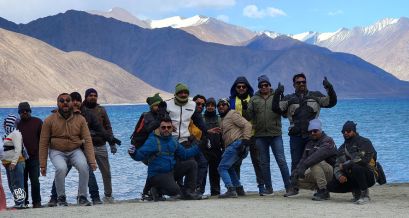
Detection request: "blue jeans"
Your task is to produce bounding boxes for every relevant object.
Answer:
[5,162,26,206]
[256,136,290,189]
[289,136,309,171]
[218,140,242,188]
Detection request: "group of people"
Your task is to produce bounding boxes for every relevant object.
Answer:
[0,73,385,210]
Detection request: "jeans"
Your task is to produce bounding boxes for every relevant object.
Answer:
[289,136,309,172]
[24,158,41,205]
[218,140,242,188]
[5,162,25,206]
[256,136,291,189]
[195,151,208,192]
[49,149,89,197]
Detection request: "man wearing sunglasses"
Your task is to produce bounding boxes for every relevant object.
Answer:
[272,73,337,173]
[39,93,96,206]
[284,119,337,201]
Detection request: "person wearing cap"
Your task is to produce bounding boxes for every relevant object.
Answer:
[217,98,252,198]
[244,75,291,196]
[39,93,97,206]
[83,88,120,203]
[327,121,379,205]
[284,119,337,201]
[16,102,43,208]
[228,76,263,196]
[272,73,337,172]
[2,114,26,209]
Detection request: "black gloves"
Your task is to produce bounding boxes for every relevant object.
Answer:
[275,82,284,96]
[238,139,251,159]
[323,77,333,89]
[110,145,117,154]
[241,100,248,111]
[109,137,121,146]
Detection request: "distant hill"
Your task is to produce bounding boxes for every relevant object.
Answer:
[1,10,409,99]
[0,28,171,107]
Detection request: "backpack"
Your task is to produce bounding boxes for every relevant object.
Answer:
[130,113,149,149]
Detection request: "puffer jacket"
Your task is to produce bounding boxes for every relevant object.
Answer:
[2,130,25,164]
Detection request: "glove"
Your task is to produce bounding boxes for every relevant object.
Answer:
[241,100,248,111]
[109,137,121,146]
[275,82,284,95]
[322,76,333,89]
[110,145,117,154]
[242,139,252,147]
[128,145,136,154]
[238,139,251,159]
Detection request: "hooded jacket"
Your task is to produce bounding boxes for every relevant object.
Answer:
[229,76,254,115]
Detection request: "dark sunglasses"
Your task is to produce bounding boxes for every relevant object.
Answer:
[160,126,173,130]
[236,85,247,89]
[295,80,307,85]
[217,103,228,107]
[309,129,320,134]
[259,83,270,88]
[59,98,71,103]
[342,130,353,134]
[196,102,205,106]
[18,109,31,114]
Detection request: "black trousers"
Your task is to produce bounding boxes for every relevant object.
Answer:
[327,164,375,193]
[204,148,222,195]
[149,160,198,196]
[24,158,41,204]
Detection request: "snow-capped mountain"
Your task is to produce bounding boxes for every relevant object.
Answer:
[88,7,149,28]
[149,15,209,28]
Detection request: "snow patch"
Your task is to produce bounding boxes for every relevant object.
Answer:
[150,15,209,28]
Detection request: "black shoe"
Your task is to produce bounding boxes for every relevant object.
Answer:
[284,187,299,197]
[312,189,330,201]
[141,193,153,201]
[77,196,92,206]
[183,191,202,200]
[236,186,246,196]
[92,197,103,205]
[150,187,160,202]
[48,197,58,207]
[57,195,68,206]
[219,187,238,199]
[33,202,42,208]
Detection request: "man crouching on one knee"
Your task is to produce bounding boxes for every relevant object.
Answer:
[284,119,337,201]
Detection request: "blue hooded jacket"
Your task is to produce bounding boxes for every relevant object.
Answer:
[229,76,254,110]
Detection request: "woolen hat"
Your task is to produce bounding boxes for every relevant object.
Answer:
[4,114,18,135]
[85,88,98,99]
[342,121,357,132]
[18,102,31,114]
[146,93,163,107]
[308,118,322,131]
[258,75,271,86]
[175,83,189,95]
[206,97,216,106]
[217,98,230,107]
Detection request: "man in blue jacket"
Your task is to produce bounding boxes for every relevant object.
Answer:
[130,116,201,201]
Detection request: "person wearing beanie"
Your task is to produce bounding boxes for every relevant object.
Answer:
[216,98,252,198]
[272,73,337,175]
[146,93,163,108]
[284,119,337,201]
[244,74,291,196]
[328,121,379,205]
[82,89,120,204]
[16,102,43,208]
[2,114,26,209]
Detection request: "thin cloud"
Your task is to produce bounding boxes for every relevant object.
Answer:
[216,14,230,23]
[328,9,344,16]
[243,5,286,19]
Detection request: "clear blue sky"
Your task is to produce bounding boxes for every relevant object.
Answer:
[1,0,408,34]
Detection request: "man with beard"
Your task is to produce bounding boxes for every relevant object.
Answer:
[39,93,96,206]
[83,88,121,203]
[272,73,337,172]
[17,102,43,208]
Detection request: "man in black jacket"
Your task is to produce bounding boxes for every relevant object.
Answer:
[284,119,337,201]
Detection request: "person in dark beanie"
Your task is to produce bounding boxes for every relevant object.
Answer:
[272,73,337,172]
[327,121,379,205]
[16,102,43,208]
[82,88,120,204]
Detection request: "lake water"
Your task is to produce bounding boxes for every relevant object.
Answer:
[1,98,408,205]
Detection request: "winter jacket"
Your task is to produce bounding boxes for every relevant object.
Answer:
[203,111,223,158]
[79,107,113,146]
[229,76,254,115]
[244,90,282,137]
[272,88,337,137]
[84,104,113,146]
[333,134,377,180]
[131,130,200,178]
[296,132,337,171]
[39,112,96,168]
[17,116,42,160]
[220,110,252,147]
[2,130,25,165]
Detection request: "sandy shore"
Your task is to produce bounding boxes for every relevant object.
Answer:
[1,183,408,218]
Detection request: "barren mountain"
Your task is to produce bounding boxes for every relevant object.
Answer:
[88,7,149,28]
[0,28,170,107]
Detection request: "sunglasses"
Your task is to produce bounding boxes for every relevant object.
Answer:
[217,103,228,107]
[259,83,270,88]
[59,98,71,103]
[342,130,353,134]
[160,125,173,130]
[18,109,31,114]
[309,129,320,134]
[236,85,247,89]
[196,102,205,106]
[295,80,307,85]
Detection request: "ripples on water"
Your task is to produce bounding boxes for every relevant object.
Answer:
[1,99,408,204]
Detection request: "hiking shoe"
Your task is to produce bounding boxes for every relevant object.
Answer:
[183,191,202,200]
[13,204,26,210]
[92,197,103,205]
[236,186,246,196]
[354,189,370,205]
[258,186,266,196]
[312,189,330,201]
[77,196,92,206]
[284,187,299,197]
[219,187,238,199]
[48,197,58,207]
[260,187,274,196]
[33,202,42,208]
[57,195,68,206]
[141,193,153,201]
[103,196,115,204]
[351,190,361,202]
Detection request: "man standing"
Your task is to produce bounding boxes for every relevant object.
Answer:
[229,76,264,195]
[217,98,252,198]
[272,73,337,171]
[328,121,379,205]
[244,75,291,195]
[284,119,337,201]
[39,93,96,206]
[17,102,43,208]
[83,88,120,203]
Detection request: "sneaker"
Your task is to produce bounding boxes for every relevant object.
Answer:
[48,197,58,207]
[13,204,26,210]
[312,189,330,201]
[284,187,299,197]
[183,190,202,200]
[351,190,361,202]
[354,189,370,205]
[57,195,68,206]
[33,202,42,208]
[77,196,92,206]
[236,186,246,196]
[219,187,238,199]
[260,187,274,196]
[92,197,103,205]
[102,196,115,204]
[141,193,153,201]
[258,186,266,196]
